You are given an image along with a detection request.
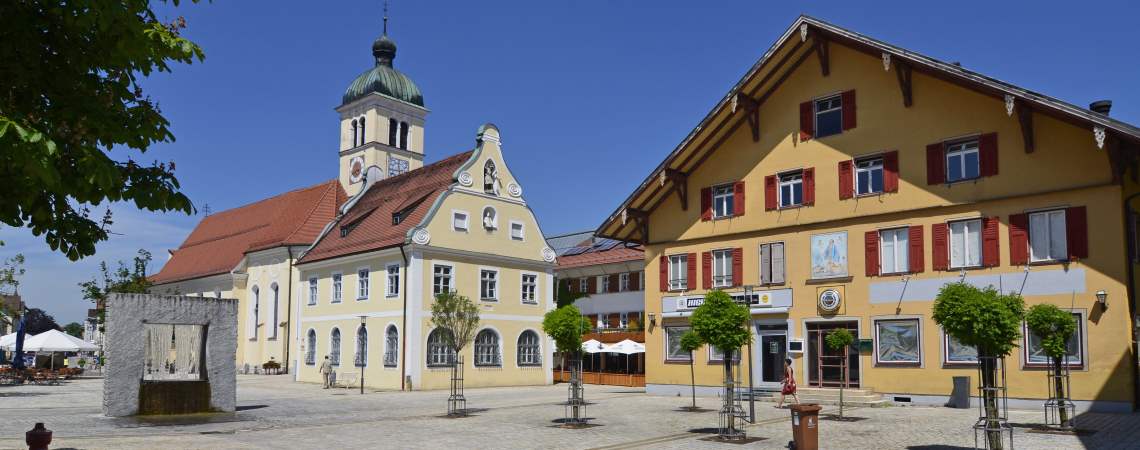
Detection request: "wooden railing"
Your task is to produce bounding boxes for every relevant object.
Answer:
[555,370,645,387]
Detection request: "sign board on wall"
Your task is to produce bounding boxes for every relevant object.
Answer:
[669,288,793,311]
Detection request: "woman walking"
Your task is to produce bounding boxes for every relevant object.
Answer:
[777,358,799,408]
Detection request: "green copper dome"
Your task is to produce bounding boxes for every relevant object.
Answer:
[342,34,424,107]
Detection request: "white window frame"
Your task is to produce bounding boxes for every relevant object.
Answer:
[269,284,279,339]
[813,94,843,138]
[664,326,692,362]
[480,269,499,302]
[432,264,453,296]
[516,330,542,367]
[854,156,884,196]
[668,254,688,291]
[942,331,979,366]
[329,327,341,366]
[708,345,741,363]
[1023,311,1085,368]
[879,227,910,275]
[452,210,469,232]
[308,277,318,306]
[712,183,734,218]
[597,275,609,293]
[619,312,629,329]
[426,328,455,367]
[579,277,588,293]
[249,286,259,341]
[1028,209,1068,263]
[712,249,733,288]
[354,325,368,367]
[759,241,786,285]
[305,329,316,365]
[618,272,630,292]
[331,272,343,303]
[638,270,645,291]
[509,221,525,241]
[521,273,538,305]
[383,325,399,368]
[385,264,400,298]
[948,219,983,269]
[357,267,370,300]
[778,171,804,208]
[473,329,502,367]
[873,318,923,366]
[945,139,980,183]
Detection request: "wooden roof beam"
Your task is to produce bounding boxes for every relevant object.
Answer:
[733,93,761,142]
[895,61,913,108]
[815,36,830,77]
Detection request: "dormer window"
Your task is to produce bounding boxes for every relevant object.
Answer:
[392,211,403,225]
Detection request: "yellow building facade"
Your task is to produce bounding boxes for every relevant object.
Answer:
[599,17,1140,412]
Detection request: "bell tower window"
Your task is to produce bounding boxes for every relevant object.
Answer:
[399,121,409,150]
[388,118,398,146]
[351,119,358,148]
[358,116,366,146]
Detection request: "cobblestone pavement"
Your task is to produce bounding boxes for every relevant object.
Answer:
[1,375,1137,449]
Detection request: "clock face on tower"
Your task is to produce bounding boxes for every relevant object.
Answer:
[349,156,365,183]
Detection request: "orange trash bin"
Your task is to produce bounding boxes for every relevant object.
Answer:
[790,403,823,450]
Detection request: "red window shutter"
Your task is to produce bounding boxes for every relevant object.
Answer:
[587,276,597,294]
[865,230,880,277]
[700,187,713,221]
[838,160,854,199]
[926,143,945,185]
[932,223,949,271]
[629,271,640,290]
[803,168,815,205]
[841,90,857,130]
[732,248,743,287]
[702,252,712,290]
[609,313,620,329]
[1009,213,1029,266]
[608,274,618,293]
[979,132,999,177]
[658,255,668,292]
[1067,206,1088,259]
[982,217,1000,267]
[764,175,778,211]
[567,279,576,294]
[883,150,899,193]
[733,181,746,216]
[908,225,924,273]
[799,101,814,141]
[687,253,697,290]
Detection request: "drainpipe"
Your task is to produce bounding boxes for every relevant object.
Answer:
[399,245,409,391]
[284,247,294,374]
[1123,192,1140,411]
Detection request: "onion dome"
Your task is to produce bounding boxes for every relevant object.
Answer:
[342,33,423,107]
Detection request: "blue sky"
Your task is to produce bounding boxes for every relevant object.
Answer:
[2,0,1138,324]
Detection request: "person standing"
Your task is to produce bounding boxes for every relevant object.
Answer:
[319,355,333,389]
[777,357,799,408]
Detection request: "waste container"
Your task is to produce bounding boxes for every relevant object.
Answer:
[790,403,822,450]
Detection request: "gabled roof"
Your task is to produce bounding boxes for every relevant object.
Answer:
[151,180,347,285]
[597,15,1140,242]
[297,150,474,265]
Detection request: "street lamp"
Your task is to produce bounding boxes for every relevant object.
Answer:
[743,285,755,423]
[359,315,367,395]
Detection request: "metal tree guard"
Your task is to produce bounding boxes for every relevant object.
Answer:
[718,350,747,441]
[447,355,467,417]
[1044,355,1075,430]
[973,356,1013,450]
[564,355,588,426]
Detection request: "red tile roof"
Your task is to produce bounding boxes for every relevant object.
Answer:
[557,243,644,270]
[151,180,346,285]
[298,151,474,265]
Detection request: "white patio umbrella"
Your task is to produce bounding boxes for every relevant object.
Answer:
[0,332,17,349]
[581,339,606,354]
[13,330,98,369]
[602,339,645,376]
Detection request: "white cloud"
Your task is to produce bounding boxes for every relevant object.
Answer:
[0,206,197,324]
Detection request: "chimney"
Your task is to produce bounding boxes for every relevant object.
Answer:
[1090,100,1112,116]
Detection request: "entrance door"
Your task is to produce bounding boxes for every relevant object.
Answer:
[759,334,787,385]
[806,321,859,388]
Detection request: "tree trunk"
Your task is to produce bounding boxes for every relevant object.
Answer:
[981,357,1003,450]
[690,352,697,409]
[839,349,845,418]
[1053,356,1070,428]
[724,349,735,435]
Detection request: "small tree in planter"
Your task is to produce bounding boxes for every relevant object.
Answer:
[679,330,705,411]
[430,291,481,417]
[691,290,751,440]
[1026,303,1077,429]
[933,283,1025,450]
[543,305,592,426]
[824,327,855,418]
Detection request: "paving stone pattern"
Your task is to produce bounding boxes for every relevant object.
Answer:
[1,376,1138,449]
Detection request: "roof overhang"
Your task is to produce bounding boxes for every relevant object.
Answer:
[597,15,1140,243]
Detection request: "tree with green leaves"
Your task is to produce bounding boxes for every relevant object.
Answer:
[1026,303,1078,428]
[79,249,154,335]
[542,305,591,370]
[555,280,589,308]
[691,290,751,439]
[0,1,204,260]
[63,322,84,338]
[430,290,480,416]
[824,327,855,418]
[933,282,1025,450]
[23,307,60,335]
[679,330,704,411]
[0,254,25,295]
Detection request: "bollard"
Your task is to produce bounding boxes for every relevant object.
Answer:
[26,422,52,450]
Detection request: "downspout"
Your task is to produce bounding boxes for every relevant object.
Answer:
[284,247,294,374]
[1123,192,1140,411]
[399,245,409,391]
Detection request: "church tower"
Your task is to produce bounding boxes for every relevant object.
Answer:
[336,10,428,196]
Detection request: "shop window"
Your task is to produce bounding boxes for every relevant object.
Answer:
[874,319,921,365]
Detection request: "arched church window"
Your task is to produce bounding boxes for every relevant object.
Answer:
[399,121,409,150]
[388,118,398,146]
[351,119,358,148]
[358,116,366,146]
[483,160,500,195]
